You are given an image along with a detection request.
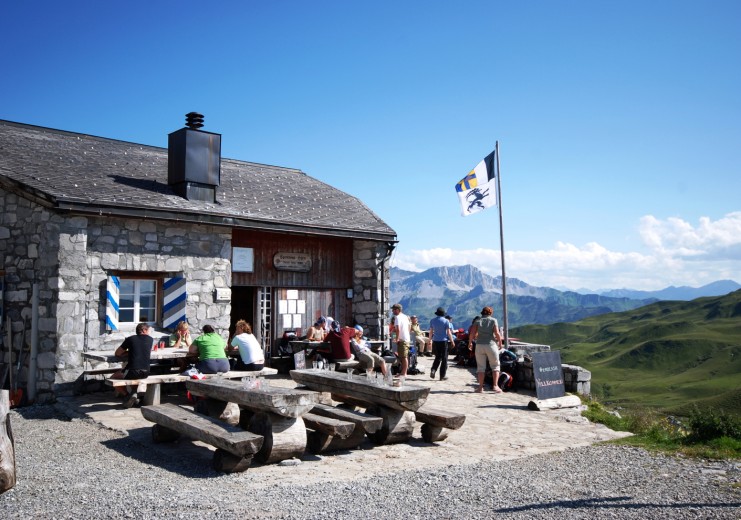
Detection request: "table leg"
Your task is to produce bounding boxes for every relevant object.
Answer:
[246,411,307,464]
[365,405,415,445]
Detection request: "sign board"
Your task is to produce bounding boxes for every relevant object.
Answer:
[293,350,306,370]
[532,351,565,400]
[273,252,312,272]
[232,247,254,272]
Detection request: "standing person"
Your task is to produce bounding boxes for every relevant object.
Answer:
[324,320,354,362]
[391,303,411,376]
[111,322,153,407]
[189,325,230,374]
[410,315,432,357]
[229,320,265,371]
[468,306,504,393]
[429,307,455,380]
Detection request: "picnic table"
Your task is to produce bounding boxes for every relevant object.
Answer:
[185,378,317,464]
[290,368,432,445]
[82,347,195,363]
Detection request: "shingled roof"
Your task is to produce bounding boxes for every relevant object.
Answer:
[0,120,396,241]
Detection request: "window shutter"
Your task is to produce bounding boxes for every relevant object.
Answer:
[163,276,187,329]
[105,275,120,331]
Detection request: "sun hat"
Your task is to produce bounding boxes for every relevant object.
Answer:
[391,303,402,311]
[434,307,446,316]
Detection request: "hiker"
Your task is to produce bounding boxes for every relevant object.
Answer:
[189,324,230,374]
[468,306,504,393]
[229,320,265,371]
[429,307,455,380]
[351,325,388,376]
[411,315,432,356]
[111,322,153,407]
[323,320,354,362]
[391,303,411,376]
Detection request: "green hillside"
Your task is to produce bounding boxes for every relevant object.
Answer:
[511,290,741,416]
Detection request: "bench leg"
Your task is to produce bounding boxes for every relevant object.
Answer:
[365,405,415,445]
[421,424,449,443]
[213,449,252,473]
[152,424,180,443]
[307,427,366,454]
[142,384,160,406]
[246,412,307,464]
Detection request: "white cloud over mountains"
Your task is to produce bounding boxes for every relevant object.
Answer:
[392,212,741,291]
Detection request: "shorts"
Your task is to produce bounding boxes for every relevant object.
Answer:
[196,358,231,374]
[396,340,410,358]
[475,342,500,373]
[122,368,149,379]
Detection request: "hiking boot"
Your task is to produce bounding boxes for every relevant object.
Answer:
[430,369,436,379]
[124,393,139,409]
[441,376,449,381]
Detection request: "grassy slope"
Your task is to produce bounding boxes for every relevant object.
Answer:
[511,290,741,416]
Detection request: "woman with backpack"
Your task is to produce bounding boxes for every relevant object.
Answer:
[468,306,504,393]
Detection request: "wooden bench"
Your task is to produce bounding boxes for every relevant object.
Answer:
[304,403,384,453]
[413,406,466,442]
[141,403,264,473]
[105,368,278,405]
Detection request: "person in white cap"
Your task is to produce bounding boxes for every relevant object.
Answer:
[350,325,387,376]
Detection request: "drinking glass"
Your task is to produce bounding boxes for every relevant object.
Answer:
[346,369,353,380]
[312,361,318,369]
[366,368,373,381]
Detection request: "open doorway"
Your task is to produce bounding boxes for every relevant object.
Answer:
[230,286,255,339]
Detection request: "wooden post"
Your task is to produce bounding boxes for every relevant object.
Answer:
[0,390,17,493]
[365,405,415,445]
[246,412,307,464]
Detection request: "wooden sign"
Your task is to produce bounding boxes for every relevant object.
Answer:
[273,252,312,272]
[532,351,565,400]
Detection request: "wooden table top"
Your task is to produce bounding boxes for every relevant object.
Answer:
[185,378,318,418]
[82,348,194,363]
[289,369,429,411]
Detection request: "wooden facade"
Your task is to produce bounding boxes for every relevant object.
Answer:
[232,230,353,289]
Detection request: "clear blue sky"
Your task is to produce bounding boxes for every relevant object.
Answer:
[2,1,740,291]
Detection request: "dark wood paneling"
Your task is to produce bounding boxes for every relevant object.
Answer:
[232,230,353,288]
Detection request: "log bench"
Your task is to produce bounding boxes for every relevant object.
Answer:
[105,368,278,406]
[413,406,466,442]
[304,403,383,453]
[141,403,263,473]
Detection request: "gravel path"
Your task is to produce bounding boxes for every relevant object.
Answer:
[1,404,739,519]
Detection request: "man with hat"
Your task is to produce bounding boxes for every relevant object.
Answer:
[391,303,411,377]
[429,307,455,380]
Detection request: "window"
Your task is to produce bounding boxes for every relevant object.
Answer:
[106,273,186,331]
[119,279,157,324]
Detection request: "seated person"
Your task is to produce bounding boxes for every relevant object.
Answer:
[229,319,265,371]
[189,324,230,374]
[350,325,387,376]
[410,315,432,357]
[111,322,153,406]
[307,318,327,341]
[323,320,354,362]
[168,320,192,348]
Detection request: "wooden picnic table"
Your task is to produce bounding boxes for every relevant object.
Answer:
[289,369,429,411]
[185,378,317,464]
[82,347,194,363]
[290,368,430,445]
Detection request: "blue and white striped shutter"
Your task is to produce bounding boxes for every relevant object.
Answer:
[163,276,187,329]
[105,275,120,331]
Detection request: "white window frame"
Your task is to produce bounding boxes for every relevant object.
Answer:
[118,278,158,326]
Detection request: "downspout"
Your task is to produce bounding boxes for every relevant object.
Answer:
[27,283,38,402]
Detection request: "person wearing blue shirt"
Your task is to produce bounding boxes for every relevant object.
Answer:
[428,307,455,380]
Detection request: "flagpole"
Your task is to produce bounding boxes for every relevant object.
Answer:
[495,141,509,348]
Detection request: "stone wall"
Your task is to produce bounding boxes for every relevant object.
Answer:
[514,359,592,396]
[351,240,390,339]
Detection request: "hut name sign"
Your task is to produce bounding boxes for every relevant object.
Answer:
[273,252,312,272]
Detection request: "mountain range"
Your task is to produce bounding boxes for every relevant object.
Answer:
[390,265,740,329]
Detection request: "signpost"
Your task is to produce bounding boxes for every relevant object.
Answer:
[532,351,565,400]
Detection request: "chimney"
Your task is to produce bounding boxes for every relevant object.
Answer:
[168,112,221,202]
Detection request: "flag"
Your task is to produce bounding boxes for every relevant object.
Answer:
[455,149,497,216]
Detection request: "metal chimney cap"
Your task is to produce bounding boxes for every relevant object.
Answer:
[185,112,205,129]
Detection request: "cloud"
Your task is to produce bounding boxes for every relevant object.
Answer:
[392,212,741,291]
[639,211,741,258]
